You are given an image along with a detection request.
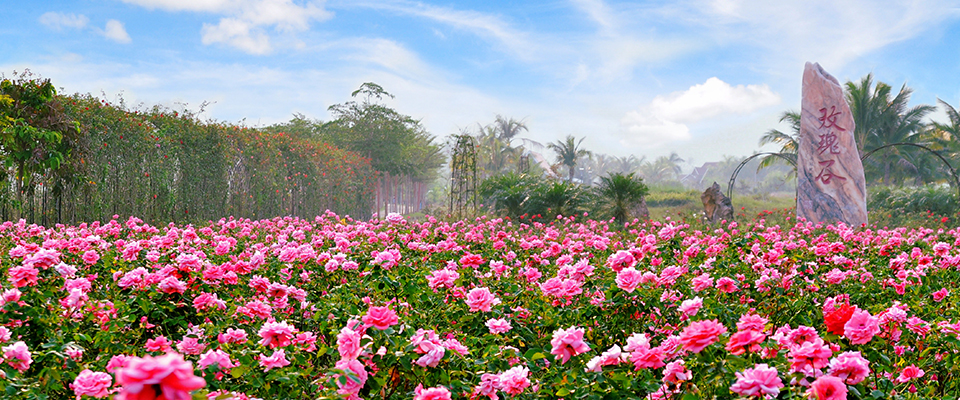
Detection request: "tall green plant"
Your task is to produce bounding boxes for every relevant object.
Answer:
[593,172,648,224]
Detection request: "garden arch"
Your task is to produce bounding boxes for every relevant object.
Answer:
[858,142,960,201]
[726,152,797,201]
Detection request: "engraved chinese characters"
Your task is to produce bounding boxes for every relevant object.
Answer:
[797,62,868,226]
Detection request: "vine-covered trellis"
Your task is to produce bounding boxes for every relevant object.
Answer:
[449,134,477,219]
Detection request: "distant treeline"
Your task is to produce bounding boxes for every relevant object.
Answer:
[1,74,378,225]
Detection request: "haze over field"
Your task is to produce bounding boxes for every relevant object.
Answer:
[3,0,960,165]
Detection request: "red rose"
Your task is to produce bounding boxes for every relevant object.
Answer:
[824,303,855,336]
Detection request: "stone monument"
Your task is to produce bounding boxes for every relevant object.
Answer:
[701,182,734,224]
[797,62,868,226]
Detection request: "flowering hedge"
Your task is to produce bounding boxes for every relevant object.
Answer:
[0,213,959,400]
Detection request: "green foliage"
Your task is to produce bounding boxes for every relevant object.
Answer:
[0,71,80,217]
[478,172,538,218]
[644,187,699,207]
[322,83,443,182]
[593,172,648,224]
[547,135,591,182]
[868,184,959,228]
[10,90,379,225]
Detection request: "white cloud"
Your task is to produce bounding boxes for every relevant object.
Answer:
[38,12,89,30]
[101,20,132,43]
[620,77,780,148]
[570,0,616,31]
[122,0,332,54]
[351,0,540,62]
[692,0,960,69]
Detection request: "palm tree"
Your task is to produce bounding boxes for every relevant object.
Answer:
[846,75,934,184]
[478,172,536,218]
[594,172,649,224]
[613,155,645,174]
[758,111,800,170]
[524,180,590,219]
[547,135,591,182]
[493,115,528,142]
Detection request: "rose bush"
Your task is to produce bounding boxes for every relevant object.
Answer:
[0,212,957,399]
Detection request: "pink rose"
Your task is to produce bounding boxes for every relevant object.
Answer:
[3,341,32,372]
[218,328,248,344]
[498,365,531,395]
[678,297,703,318]
[197,349,235,371]
[258,320,297,348]
[176,337,206,355]
[334,358,368,397]
[585,345,623,372]
[258,349,290,371]
[145,336,173,353]
[843,308,880,345]
[8,265,39,288]
[662,360,691,384]
[933,288,949,302]
[465,287,500,312]
[630,345,666,369]
[730,364,783,398]
[414,341,446,368]
[337,324,363,359]
[615,267,643,293]
[71,369,113,398]
[414,384,452,400]
[807,375,847,400]
[896,365,924,383]
[679,319,728,353]
[82,250,100,264]
[550,326,591,365]
[828,351,870,385]
[473,373,501,400]
[115,353,206,400]
[789,338,833,375]
[486,318,512,334]
[361,305,399,330]
[725,329,766,355]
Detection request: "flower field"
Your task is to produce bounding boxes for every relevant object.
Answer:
[1,212,959,400]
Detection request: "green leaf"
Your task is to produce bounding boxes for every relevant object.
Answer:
[556,388,571,397]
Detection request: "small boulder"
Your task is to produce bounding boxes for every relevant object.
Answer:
[701,182,734,224]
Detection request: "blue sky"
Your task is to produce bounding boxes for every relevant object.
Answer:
[4,0,960,167]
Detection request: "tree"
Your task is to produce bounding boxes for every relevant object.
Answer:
[323,83,444,215]
[845,75,934,184]
[930,98,960,160]
[478,172,537,218]
[640,152,685,185]
[593,172,648,224]
[758,111,800,170]
[493,115,528,142]
[0,72,79,217]
[547,135,591,182]
[524,180,590,219]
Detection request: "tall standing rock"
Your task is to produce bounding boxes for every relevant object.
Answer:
[797,62,868,226]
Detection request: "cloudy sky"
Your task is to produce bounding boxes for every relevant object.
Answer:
[4,0,960,167]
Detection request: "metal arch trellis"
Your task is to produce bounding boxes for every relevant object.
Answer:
[859,142,960,201]
[726,152,797,201]
[449,134,478,218]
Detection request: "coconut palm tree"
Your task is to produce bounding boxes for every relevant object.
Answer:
[758,111,800,171]
[613,155,645,174]
[493,115,528,142]
[594,172,648,224]
[846,76,934,184]
[547,135,591,182]
[929,99,960,160]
